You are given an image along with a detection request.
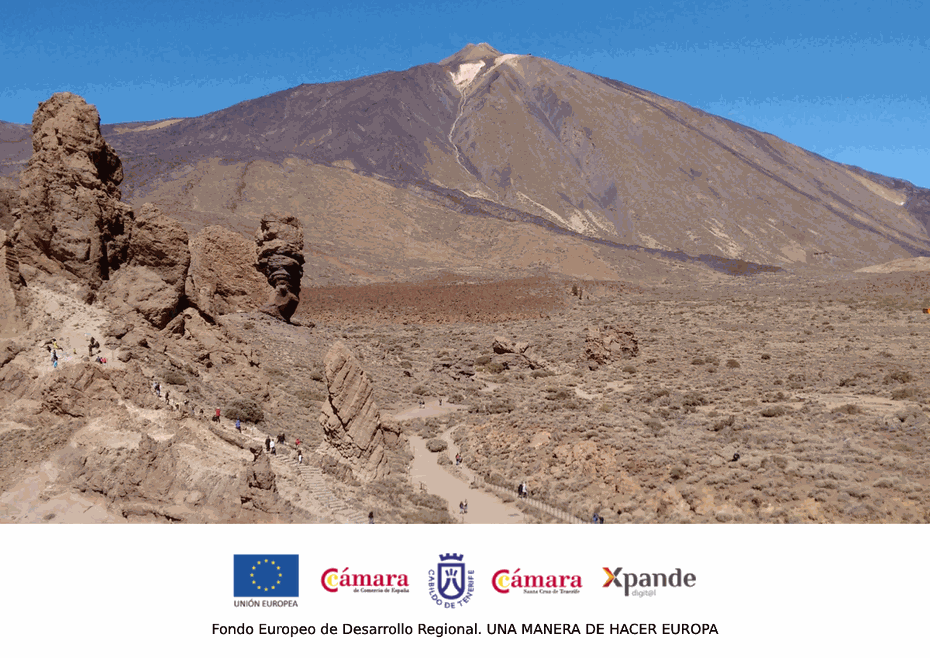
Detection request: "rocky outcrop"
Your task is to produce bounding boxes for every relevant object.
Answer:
[491,335,551,370]
[254,213,304,322]
[584,325,639,366]
[317,341,388,482]
[102,203,190,328]
[186,225,266,320]
[12,93,132,290]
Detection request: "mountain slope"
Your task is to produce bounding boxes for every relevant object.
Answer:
[2,44,928,278]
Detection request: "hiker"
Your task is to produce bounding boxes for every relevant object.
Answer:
[599,515,604,524]
[277,432,286,446]
[53,358,58,368]
[419,399,424,408]
[236,418,241,433]
[270,437,276,455]
[264,437,271,452]
[459,501,464,515]
[455,453,462,466]
[592,512,599,524]
[438,398,442,407]
[164,390,170,405]
[213,408,221,423]
[295,438,301,450]
[297,450,303,465]
[52,350,57,362]
[463,500,468,514]
[368,511,374,525]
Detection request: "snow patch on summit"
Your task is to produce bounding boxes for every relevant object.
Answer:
[451,62,486,90]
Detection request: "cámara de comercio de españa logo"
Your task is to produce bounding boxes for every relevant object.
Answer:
[233,555,299,606]
[428,553,474,609]
[321,567,410,594]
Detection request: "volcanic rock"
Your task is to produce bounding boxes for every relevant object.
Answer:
[254,213,304,322]
[12,93,132,289]
[102,203,190,328]
[491,335,550,370]
[317,341,387,482]
[584,325,639,365]
[186,225,266,320]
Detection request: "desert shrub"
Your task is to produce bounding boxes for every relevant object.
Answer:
[308,367,324,382]
[726,359,740,369]
[437,453,452,466]
[530,369,553,378]
[224,399,264,423]
[399,360,412,369]
[704,356,720,366]
[643,418,663,434]
[669,465,686,481]
[426,438,448,452]
[409,492,448,511]
[760,406,787,418]
[761,353,771,360]
[711,415,735,432]
[645,358,657,364]
[622,364,637,374]
[891,387,921,401]
[243,321,254,330]
[412,384,430,396]
[599,403,613,413]
[447,392,465,403]
[642,388,670,403]
[486,362,506,374]
[545,388,571,401]
[691,357,705,365]
[682,392,708,409]
[883,370,913,385]
[832,404,862,414]
[295,389,327,405]
[487,400,515,414]
[160,369,187,386]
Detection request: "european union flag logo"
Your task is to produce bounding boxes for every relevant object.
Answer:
[234,555,299,597]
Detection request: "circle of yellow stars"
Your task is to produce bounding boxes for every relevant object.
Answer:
[250,559,283,592]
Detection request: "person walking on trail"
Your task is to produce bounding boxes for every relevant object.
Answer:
[591,512,599,524]
[235,418,241,433]
[270,437,276,455]
[295,438,301,450]
[214,408,221,423]
[463,500,468,514]
[297,450,303,465]
[368,511,374,524]
[459,501,464,515]
[164,390,170,405]
[264,437,271,452]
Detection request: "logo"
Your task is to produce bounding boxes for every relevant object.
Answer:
[428,553,474,608]
[602,567,696,597]
[233,555,299,604]
[321,568,410,593]
[492,569,582,594]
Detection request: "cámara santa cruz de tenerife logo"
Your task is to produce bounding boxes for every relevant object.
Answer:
[428,553,474,609]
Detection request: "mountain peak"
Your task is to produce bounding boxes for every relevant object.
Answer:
[439,43,502,66]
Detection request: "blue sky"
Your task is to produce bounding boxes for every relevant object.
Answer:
[2,0,927,186]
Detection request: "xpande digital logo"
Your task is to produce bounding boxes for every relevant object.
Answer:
[492,569,582,594]
[428,553,474,609]
[603,567,696,597]
[321,568,410,594]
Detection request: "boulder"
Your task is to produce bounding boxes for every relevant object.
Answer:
[102,204,190,328]
[584,325,639,365]
[254,213,304,322]
[186,225,266,319]
[317,341,388,482]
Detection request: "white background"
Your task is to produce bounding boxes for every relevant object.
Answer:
[4,524,925,657]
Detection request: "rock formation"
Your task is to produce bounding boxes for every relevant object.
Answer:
[584,325,639,366]
[491,335,551,370]
[254,213,304,322]
[186,225,267,320]
[11,93,133,290]
[318,341,388,482]
[102,203,190,328]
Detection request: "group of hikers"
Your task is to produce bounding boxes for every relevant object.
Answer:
[42,335,107,369]
[517,481,529,499]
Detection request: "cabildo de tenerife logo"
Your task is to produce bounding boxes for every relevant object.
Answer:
[428,553,474,609]
[321,567,410,594]
[493,568,582,594]
[234,554,299,607]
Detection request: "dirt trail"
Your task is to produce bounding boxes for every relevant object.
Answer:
[392,401,525,524]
